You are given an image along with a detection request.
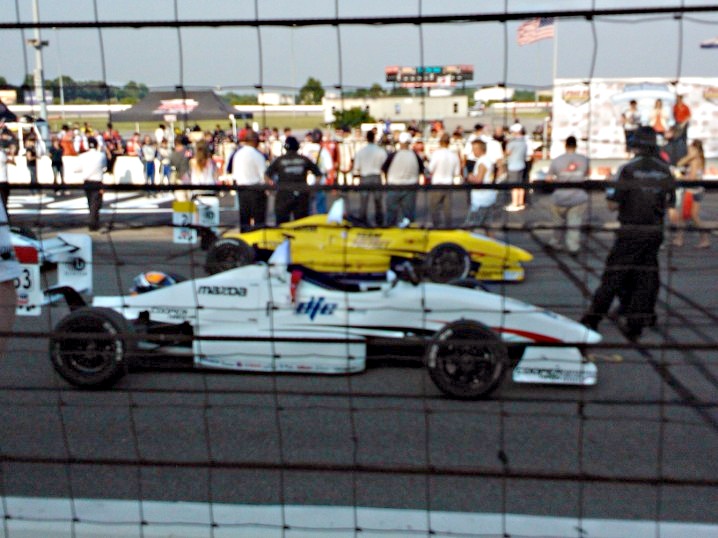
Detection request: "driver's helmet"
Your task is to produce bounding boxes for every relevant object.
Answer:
[130,271,180,295]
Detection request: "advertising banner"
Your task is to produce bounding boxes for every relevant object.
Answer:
[552,77,718,160]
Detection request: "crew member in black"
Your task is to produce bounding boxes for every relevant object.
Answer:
[581,126,676,340]
[266,136,323,224]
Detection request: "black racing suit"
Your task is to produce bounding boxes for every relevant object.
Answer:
[266,151,322,224]
[583,152,675,335]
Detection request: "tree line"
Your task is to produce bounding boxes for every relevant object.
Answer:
[0,75,492,106]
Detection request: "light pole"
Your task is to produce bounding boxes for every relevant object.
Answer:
[53,27,65,120]
[27,0,49,147]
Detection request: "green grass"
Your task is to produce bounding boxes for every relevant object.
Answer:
[48,112,325,136]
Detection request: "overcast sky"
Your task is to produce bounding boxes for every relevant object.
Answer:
[2,0,718,93]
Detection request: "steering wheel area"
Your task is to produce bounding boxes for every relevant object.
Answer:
[394,261,421,286]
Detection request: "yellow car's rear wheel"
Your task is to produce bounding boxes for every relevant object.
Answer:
[205,238,255,275]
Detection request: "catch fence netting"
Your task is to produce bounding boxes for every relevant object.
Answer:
[1,2,718,537]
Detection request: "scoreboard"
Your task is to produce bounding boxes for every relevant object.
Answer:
[385,65,474,86]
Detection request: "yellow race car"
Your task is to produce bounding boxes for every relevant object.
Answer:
[204,201,533,283]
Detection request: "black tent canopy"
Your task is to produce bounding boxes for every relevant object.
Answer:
[112,90,251,123]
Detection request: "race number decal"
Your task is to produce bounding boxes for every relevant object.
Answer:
[13,246,42,316]
[172,200,198,244]
[196,196,220,229]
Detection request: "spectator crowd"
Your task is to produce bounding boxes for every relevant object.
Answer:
[0,98,709,242]
[1,117,544,231]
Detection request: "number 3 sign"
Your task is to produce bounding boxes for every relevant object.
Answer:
[13,246,42,316]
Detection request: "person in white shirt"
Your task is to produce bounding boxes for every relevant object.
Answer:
[465,139,498,236]
[228,130,268,231]
[300,129,333,214]
[154,124,167,145]
[382,131,424,225]
[79,137,107,231]
[504,123,528,211]
[352,130,387,226]
[427,133,461,227]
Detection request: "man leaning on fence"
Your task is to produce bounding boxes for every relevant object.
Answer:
[267,136,322,225]
[546,136,590,255]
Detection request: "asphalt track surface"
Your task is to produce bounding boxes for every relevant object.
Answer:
[2,187,718,535]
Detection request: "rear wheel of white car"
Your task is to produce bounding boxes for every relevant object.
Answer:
[425,320,507,399]
[423,243,471,283]
[205,238,255,275]
[49,307,135,388]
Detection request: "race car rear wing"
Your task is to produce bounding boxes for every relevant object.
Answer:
[14,233,93,316]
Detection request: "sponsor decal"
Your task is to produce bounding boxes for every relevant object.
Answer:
[634,170,669,180]
[514,367,592,383]
[561,87,590,107]
[154,98,199,115]
[623,82,671,94]
[703,86,718,106]
[71,257,87,272]
[295,296,338,321]
[198,285,247,296]
[351,232,389,249]
[236,361,263,369]
[149,306,192,320]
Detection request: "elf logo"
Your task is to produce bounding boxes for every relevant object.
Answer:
[295,297,338,320]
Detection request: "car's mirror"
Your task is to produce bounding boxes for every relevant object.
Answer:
[398,217,411,229]
[269,240,291,267]
[327,198,345,224]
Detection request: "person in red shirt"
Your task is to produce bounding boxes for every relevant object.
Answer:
[60,125,76,157]
[125,133,141,156]
[673,94,691,142]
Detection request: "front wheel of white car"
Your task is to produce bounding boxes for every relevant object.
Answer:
[49,307,135,388]
[205,238,255,275]
[425,320,507,399]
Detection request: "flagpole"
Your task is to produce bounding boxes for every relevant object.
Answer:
[552,19,559,85]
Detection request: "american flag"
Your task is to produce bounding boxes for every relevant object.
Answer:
[517,17,555,46]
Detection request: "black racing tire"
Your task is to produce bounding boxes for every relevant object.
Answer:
[49,307,135,388]
[423,243,471,283]
[204,238,255,275]
[198,228,219,251]
[425,320,508,400]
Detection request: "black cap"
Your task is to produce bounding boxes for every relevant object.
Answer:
[284,136,299,152]
[631,126,657,151]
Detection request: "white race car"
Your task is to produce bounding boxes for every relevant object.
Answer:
[48,246,601,399]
